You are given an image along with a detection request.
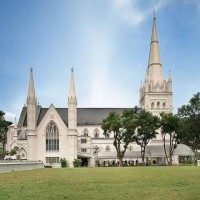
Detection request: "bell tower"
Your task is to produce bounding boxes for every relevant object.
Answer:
[140,14,173,115]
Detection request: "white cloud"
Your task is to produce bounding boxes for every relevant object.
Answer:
[5,112,16,122]
[112,0,169,25]
[81,28,125,107]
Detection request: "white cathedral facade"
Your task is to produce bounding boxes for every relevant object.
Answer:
[6,16,193,167]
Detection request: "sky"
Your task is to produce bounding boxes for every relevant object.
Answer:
[1,0,200,122]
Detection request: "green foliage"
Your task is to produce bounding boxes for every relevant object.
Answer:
[73,159,81,167]
[102,108,161,165]
[0,111,12,152]
[135,110,160,165]
[10,149,17,156]
[0,148,9,159]
[101,107,139,165]
[60,158,68,168]
[178,92,200,151]
[95,159,100,167]
[160,112,181,165]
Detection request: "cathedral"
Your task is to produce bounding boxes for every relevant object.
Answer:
[6,16,193,167]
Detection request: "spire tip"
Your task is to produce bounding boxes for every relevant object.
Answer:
[71,67,74,72]
[153,9,156,19]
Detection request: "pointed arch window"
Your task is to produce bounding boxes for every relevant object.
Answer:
[163,102,166,109]
[83,128,89,136]
[128,145,133,151]
[151,102,155,109]
[157,101,160,109]
[105,145,111,152]
[46,121,59,151]
[94,128,99,139]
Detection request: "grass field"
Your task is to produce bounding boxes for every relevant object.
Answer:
[0,166,199,200]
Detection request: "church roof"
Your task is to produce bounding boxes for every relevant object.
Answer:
[18,106,129,127]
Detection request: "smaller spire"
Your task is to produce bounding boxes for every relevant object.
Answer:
[14,117,17,129]
[27,67,36,104]
[68,67,77,104]
[168,70,172,81]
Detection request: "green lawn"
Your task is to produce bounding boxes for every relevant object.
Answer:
[0,166,199,200]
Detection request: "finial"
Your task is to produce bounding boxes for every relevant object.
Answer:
[71,67,74,72]
[14,117,17,128]
[30,67,33,72]
[153,9,156,19]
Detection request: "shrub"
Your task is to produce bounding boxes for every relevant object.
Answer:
[10,149,17,156]
[60,158,68,168]
[73,159,81,167]
[0,149,9,159]
[95,159,100,167]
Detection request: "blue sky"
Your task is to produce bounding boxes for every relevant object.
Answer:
[1,0,200,121]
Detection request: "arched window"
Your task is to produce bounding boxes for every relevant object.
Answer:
[19,147,27,160]
[128,145,133,151]
[163,102,166,109]
[83,128,89,136]
[105,145,111,152]
[94,128,99,139]
[157,101,160,109]
[151,102,155,109]
[21,153,25,158]
[105,133,110,138]
[46,121,59,151]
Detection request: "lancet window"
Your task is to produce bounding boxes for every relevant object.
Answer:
[83,128,89,136]
[151,102,155,109]
[94,128,100,139]
[105,145,111,152]
[157,101,160,109]
[46,121,59,151]
[163,102,166,109]
[128,145,133,151]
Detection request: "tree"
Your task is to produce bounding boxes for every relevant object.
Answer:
[178,92,200,151]
[0,111,12,153]
[135,110,160,165]
[160,112,181,165]
[101,107,139,166]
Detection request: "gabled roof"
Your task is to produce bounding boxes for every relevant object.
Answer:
[18,107,130,127]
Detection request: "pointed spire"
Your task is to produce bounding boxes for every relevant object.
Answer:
[168,70,172,81]
[14,117,17,129]
[147,14,163,83]
[27,67,36,104]
[68,67,77,104]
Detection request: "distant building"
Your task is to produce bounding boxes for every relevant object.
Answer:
[6,16,193,166]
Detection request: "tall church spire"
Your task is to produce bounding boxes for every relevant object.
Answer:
[147,14,163,83]
[140,14,173,115]
[27,67,36,104]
